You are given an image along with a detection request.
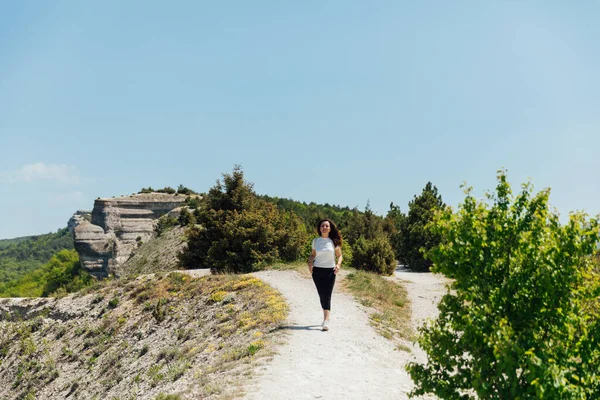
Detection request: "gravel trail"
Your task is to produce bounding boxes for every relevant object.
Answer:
[243,269,450,400]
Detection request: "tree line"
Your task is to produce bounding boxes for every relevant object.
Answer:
[0,249,91,297]
[177,165,445,274]
[0,228,74,284]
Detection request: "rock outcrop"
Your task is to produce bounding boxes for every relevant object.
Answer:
[73,193,187,278]
[67,210,92,235]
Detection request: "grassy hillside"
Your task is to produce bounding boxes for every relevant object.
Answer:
[118,225,188,277]
[0,271,288,400]
[0,228,74,283]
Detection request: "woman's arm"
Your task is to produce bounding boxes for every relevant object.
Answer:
[307,249,316,273]
[334,246,342,274]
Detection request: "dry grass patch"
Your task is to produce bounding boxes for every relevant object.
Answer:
[0,272,288,400]
[118,225,188,277]
[342,269,413,348]
[264,261,307,274]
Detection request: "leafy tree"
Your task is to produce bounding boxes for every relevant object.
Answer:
[0,228,74,283]
[395,182,445,271]
[407,172,600,399]
[0,249,92,297]
[177,184,195,195]
[138,187,154,194]
[179,166,308,273]
[41,249,93,296]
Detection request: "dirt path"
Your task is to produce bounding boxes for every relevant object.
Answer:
[391,266,452,366]
[393,266,451,327]
[243,269,450,400]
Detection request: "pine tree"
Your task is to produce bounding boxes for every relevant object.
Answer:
[395,182,445,271]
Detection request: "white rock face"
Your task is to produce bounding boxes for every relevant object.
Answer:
[67,210,91,235]
[74,193,189,278]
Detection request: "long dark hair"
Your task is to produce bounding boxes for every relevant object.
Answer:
[316,218,343,248]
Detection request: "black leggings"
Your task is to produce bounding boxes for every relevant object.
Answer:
[312,267,336,311]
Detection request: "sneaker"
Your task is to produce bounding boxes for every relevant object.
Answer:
[322,320,329,331]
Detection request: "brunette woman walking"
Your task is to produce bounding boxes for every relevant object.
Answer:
[307,218,343,331]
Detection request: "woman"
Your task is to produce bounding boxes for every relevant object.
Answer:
[307,218,343,331]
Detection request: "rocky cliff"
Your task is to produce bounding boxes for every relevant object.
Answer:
[67,210,92,234]
[73,193,187,278]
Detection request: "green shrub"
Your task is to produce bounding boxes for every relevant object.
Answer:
[155,216,178,236]
[179,166,308,273]
[185,196,201,209]
[178,208,195,227]
[350,235,395,275]
[154,394,181,400]
[107,297,119,309]
[407,171,600,399]
[156,187,176,194]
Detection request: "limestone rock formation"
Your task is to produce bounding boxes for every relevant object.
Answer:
[73,193,187,278]
[67,210,92,235]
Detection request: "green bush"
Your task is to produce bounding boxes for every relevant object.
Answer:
[185,196,201,209]
[178,208,195,227]
[407,171,600,399]
[156,187,176,194]
[155,216,178,236]
[350,235,395,275]
[154,393,181,400]
[179,166,308,273]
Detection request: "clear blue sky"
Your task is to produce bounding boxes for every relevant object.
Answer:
[1,1,599,239]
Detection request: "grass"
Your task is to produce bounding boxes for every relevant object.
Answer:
[342,268,414,346]
[265,261,307,273]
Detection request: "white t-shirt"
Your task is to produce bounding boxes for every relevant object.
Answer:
[312,237,336,268]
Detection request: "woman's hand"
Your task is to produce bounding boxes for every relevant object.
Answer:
[334,264,340,274]
[309,264,313,274]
